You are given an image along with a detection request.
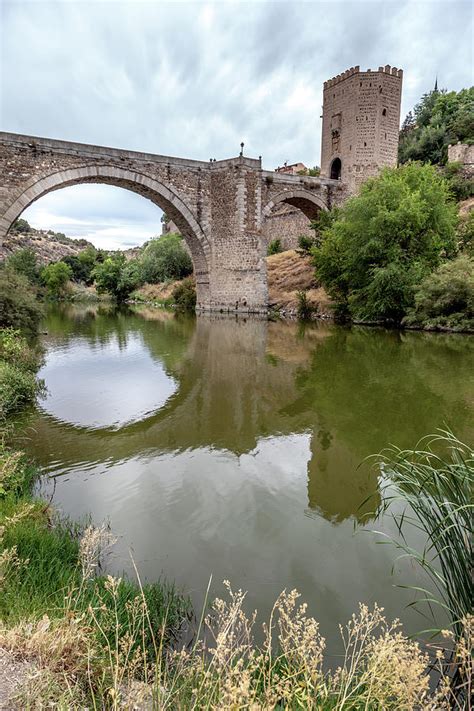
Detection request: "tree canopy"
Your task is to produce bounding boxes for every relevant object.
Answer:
[399,87,474,165]
[313,163,458,323]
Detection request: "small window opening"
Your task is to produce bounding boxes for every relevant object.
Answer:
[364,142,367,147]
[382,108,387,116]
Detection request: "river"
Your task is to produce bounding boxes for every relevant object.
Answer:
[13,304,474,656]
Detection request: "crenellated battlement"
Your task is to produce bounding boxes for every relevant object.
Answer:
[324,65,403,89]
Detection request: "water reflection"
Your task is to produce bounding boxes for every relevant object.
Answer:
[19,305,473,527]
[14,305,473,648]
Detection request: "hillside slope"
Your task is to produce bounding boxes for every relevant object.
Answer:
[0,225,94,265]
[266,249,332,316]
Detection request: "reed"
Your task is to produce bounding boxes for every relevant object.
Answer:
[375,430,473,638]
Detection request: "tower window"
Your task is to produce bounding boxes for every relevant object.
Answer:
[382,108,387,116]
[330,157,342,180]
[364,142,367,147]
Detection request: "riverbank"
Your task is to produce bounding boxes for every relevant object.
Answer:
[1,446,470,708]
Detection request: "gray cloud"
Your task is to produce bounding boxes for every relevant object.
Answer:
[1,0,472,249]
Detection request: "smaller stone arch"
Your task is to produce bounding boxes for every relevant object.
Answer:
[262,188,328,222]
[330,157,342,180]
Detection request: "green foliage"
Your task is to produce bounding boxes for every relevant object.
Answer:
[308,165,320,177]
[403,255,474,331]
[6,248,40,284]
[296,290,313,320]
[172,277,196,311]
[267,238,282,256]
[399,87,474,165]
[298,234,315,252]
[11,218,30,234]
[0,328,44,419]
[0,268,43,334]
[0,328,41,372]
[375,431,473,638]
[457,210,474,255]
[309,209,340,249]
[138,233,192,284]
[92,253,140,302]
[41,261,73,298]
[313,163,458,323]
[0,361,44,419]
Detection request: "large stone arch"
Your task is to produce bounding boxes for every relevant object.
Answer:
[262,188,329,222]
[0,165,211,307]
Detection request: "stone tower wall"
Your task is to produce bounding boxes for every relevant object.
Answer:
[321,65,403,194]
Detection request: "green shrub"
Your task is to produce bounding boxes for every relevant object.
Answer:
[296,290,313,320]
[41,261,73,298]
[6,248,40,284]
[457,210,474,255]
[0,328,41,372]
[92,254,141,302]
[0,361,44,419]
[10,218,30,234]
[172,278,196,311]
[139,233,192,283]
[297,235,314,252]
[314,163,458,323]
[267,238,282,256]
[403,254,474,331]
[0,268,43,334]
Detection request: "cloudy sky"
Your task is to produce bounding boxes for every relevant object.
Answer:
[1,0,472,249]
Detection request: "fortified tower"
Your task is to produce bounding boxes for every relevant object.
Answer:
[320,65,403,194]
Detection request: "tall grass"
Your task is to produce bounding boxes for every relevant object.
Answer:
[374,430,473,639]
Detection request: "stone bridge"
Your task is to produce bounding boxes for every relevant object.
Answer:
[0,132,341,312]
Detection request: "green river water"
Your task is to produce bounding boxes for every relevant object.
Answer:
[14,304,473,656]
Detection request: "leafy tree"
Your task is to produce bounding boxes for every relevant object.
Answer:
[403,255,474,331]
[267,238,282,256]
[10,218,30,234]
[6,248,40,284]
[92,253,140,301]
[399,87,474,165]
[41,261,73,298]
[138,233,192,283]
[0,268,43,333]
[313,163,458,323]
[62,247,99,284]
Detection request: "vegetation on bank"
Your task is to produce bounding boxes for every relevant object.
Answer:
[311,162,473,329]
[1,222,197,311]
[398,86,474,167]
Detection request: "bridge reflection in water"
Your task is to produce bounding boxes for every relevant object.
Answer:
[16,305,473,648]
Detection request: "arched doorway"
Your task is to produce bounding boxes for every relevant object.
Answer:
[0,165,211,307]
[330,157,342,180]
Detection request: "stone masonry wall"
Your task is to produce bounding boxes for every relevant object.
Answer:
[321,65,403,194]
[0,133,336,313]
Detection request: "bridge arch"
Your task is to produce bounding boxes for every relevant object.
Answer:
[262,188,328,222]
[0,165,211,306]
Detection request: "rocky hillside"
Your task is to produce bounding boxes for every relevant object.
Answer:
[0,220,95,265]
